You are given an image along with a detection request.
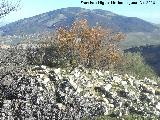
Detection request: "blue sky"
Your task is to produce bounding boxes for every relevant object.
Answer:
[1,0,160,24]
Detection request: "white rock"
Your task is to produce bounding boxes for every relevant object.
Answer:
[69,79,78,89]
[104,71,110,75]
[47,84,55,92]
[133,80,140,88]
[39,87,43,91]
[54,68,61,74]
[94,81,104,87]
[104,106,109,115]
[155,110,160,116]
[57,74,63,80]
[109,104,114,108]
[128,78,134,86]
[41,65,47,69]
[51,85,55,92]
[2,113,5,116]
[37,96,44,104]
[113,76,122,83]
[84,92,90,97]
[124,88,129,93]
[76,87,83,93]
[33,65,40,69]
[39,74,44,78]
[156,102,160,110]
[37,77,42,83]
[121,81,127,86]
[124,74,129,79]
[151,98,155,104]
[119,112,123,117]
[3,100,11,107]
[43,77,50,84]
[152,82,158,86]
[96,70,103,76]
[130,76,135,79]
[76,68,81,76]
[104,84,112,91]
[84,76,90,81]
[102,94,105,97]
[124,108,129,115]
[103,98,109,104]
[119,101,123,107]
[45,68,50,73]
[149,87,155,94]
[129,91,135,96]
[112,92,117,97]
[87,81,93,88]
[65,87,69,91]
[56,103,66,110]
[92,72,99,78]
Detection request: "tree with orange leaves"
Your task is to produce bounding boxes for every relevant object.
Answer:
[56,19,125,69]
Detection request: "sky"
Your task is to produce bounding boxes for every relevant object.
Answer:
[1,0,160,25]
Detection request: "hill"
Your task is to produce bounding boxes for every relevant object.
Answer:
[120,32,160,50]
[156,24,160,28]
[0,7,159,35]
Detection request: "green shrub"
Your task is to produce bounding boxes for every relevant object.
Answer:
[114,52,158,79]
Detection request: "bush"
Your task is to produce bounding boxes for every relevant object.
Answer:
[27,42,61,67]
[115,52,158,79]
[56,19,125,69]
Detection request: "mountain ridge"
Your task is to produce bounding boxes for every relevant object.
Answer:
[0,7,159,35]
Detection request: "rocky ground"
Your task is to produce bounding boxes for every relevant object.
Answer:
[0,46,160,120]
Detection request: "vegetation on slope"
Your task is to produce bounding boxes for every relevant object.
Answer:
[120,32,160,50]
[26,19,159,80]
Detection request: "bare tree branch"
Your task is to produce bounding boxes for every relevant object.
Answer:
[0,0,20,18]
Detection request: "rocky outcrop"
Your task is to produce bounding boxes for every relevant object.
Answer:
[0,64,160,119]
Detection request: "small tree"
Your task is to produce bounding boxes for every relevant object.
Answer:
[56,19,125,69]
[0,0,20,18]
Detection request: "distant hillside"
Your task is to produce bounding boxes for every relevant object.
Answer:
[156,24,160,28]
[120,32,160,50]
[0,7,159,35]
